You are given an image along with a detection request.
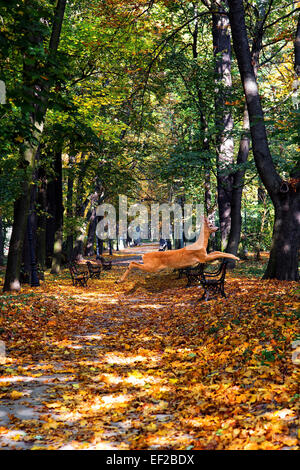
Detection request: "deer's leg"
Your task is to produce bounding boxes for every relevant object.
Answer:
[204,251,239,262]
[118,261,159,283]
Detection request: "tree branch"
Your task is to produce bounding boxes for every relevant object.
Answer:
[264,7,300,31]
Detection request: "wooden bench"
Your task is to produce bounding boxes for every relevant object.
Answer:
[180,264,205,287]
[180,260,229,301]
[96,256,112,271]
[68,262,88,287]
[198,260,228,301]
[86,261,102,279]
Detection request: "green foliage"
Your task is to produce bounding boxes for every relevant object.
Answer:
[0,0,298,255]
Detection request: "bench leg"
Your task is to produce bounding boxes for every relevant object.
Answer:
[198,287,210,301]
[220,283,227,298]
[203,290,210,301]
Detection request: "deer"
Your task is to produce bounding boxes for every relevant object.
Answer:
[117,216,239,283]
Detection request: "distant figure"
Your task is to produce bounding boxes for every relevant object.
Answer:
[134,225,141,246]
[159,238,167,251]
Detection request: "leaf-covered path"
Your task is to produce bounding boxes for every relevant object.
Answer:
[0,255,299,450]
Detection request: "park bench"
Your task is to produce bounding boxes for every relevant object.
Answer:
[68,262,89,287]
[86,261,102,279]
[182,263,205,287]
[180,259,229,301]
[96,256,112,271]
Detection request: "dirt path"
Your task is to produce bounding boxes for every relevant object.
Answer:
[0,251,298,450]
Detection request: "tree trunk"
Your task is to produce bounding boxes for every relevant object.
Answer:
[204,170,211,214]
[226,8,263,262]
[66,154,75,261]
[212,5,234,249]
[0,217,4,266]
[190,11,216,249]
[263,14,299,278]
[3,183,31,291]
[20,217,31,285]
[294,16,300,142]
[45,170,57,267]
[263,192,299,280]
[51,229,63,274]
[3,0,67,291]
[27,197,40,286]
[36,167,47,275]
[226,104,250,261]
[20,181,40,286]
[50,149,63,274]
[96,233,104,258]
[295,15,300,77]
[72,154,91,261]
[85,207,97,257]
[228,0,300,280]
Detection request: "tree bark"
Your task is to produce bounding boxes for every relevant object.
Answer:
[255,186,268,261]
[295,15,300,78]
[84,187,102,257]
[263,190,299,280]
[212,5,234,249]
[228,0,282,195]
[50,148,63,274]
[294,15,300,139]
[4,182,31,290]
[66,154,75,261]
[96,232,104,258]
[190,8,216,249]
[226,7,264,262]
[27,196,40,286]
[45,164,57,267]
[263,12,300,280]
[0,217,4,266]
[228,0,300,281]
[226,104,250,260]
[72,154,92,261]
[20,179,40,286]
[85,207,97,257]
[36,167,47,275]
[204,170,212,215]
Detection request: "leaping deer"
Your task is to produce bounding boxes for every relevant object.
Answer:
[117,217,239,283]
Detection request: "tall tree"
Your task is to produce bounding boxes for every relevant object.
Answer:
[50,147,64,274]
[226,3,265,260]
[212,2,234,249]
[226,104,249,259]
[0,217,4,266]
[228,0,300,281]
[3,0,67,291]
[36,166,47,276]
